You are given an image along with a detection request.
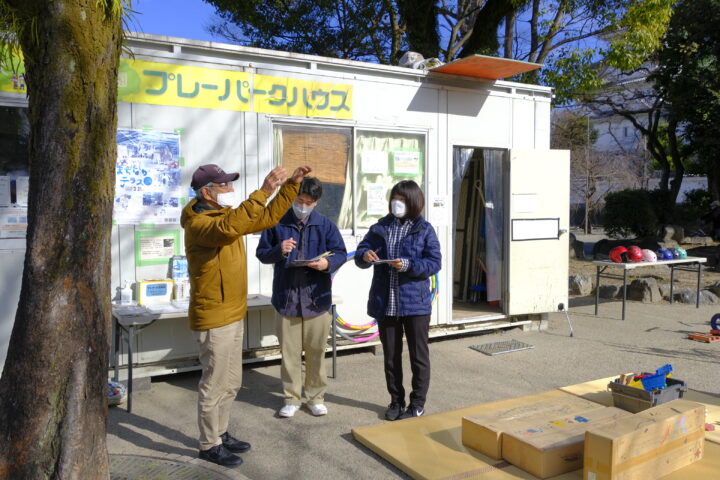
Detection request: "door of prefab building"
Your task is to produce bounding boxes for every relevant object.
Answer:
[504,149,570,315]
[452,147,505,320]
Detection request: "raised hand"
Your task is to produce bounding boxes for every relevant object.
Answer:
[290,165,312,184]
[261,166,288,195]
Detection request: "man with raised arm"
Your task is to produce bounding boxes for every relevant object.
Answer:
[181,163,311,468]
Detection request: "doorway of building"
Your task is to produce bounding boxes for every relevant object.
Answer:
[452,147,504,321]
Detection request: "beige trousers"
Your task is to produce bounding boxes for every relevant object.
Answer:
[195,320,244,450]
[279,312,331,406]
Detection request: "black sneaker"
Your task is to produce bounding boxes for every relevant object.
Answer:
[398,404,425,419]
[385,402,406,421]
[198,444,243,468]
[221,432,251,453]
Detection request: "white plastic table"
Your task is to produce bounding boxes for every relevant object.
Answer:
[112,295,272,412]
[592,256,707,320]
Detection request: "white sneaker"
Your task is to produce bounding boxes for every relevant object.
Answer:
[278,404,300,418]
[308,403,328,416]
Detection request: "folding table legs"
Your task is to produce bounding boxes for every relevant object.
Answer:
[622,269,627,321]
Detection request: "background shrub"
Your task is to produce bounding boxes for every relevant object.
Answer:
[602,189,658,238]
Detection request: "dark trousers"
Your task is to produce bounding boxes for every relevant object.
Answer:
[378,314,431,408]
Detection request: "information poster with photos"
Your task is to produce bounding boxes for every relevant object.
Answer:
[114,129,182,225]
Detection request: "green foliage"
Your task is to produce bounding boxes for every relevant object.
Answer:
[204,0,399,62]
[653,0,720,170]
[603,189,659,238]
[542,49,603,105]
[204,0,530,64]
[605,0,677,71]
[648,188,675,225]
[674,188,711,227]
[551,110,598,150]
[545,0,677,104]
[603,186,711,237]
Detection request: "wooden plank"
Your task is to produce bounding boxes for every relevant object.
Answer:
[431,55,542,80]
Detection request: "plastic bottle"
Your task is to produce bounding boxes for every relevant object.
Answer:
[121,281,133,305]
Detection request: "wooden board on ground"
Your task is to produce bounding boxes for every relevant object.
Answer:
[352,380,720,480]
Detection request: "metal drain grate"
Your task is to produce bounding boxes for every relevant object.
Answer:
[469,339,534,356]
[110,455,234,480]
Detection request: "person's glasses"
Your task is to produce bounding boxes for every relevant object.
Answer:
[208,182,232,188]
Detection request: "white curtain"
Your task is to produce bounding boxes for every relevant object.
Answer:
[484,150,504,303]
[452,147,474,249]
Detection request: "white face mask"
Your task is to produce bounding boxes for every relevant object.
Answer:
[215,191,237,208]
[391,199,406,218]
[292,202,313,220]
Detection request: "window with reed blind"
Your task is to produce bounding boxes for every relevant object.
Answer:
[274,124,352,229]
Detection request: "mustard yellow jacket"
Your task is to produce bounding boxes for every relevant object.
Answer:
[180,182,299,330]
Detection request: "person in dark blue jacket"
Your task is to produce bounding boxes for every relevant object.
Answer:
[355,180,441,420]
[256,177,346,418]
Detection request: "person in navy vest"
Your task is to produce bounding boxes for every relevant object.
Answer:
[355,180,442,420]
[256,177,346,418]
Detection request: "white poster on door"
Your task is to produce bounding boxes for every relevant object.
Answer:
[361,150,388,174]
[365,183,387,215]
[430,195,449,226]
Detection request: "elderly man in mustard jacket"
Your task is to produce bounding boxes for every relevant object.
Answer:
[181,163,311,468]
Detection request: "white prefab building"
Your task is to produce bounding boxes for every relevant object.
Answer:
[0,33,569,376]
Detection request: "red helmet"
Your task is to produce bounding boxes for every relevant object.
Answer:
[609,246,628,263]
[627,246,643,262]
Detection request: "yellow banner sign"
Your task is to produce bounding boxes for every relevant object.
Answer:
[1,54,352,119]
[119,58,352,118]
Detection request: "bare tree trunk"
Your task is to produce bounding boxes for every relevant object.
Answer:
[397,0,440,58]
[503,9,517,58]
[584,150,591,234]
[0,1,122,479]
[667,117,684,204]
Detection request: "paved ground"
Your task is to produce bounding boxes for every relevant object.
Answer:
[107,299,720,480]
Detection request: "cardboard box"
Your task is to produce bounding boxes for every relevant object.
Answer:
[584,399,706,480]
[500,406,633,479]
[462,394,602,459]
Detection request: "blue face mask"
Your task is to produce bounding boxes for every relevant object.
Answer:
[292,202,313,220]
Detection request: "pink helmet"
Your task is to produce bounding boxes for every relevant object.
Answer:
[641,249,657,262]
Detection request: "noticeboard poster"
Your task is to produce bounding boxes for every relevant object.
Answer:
[114,129,183,225]
[392,150,421,175]
[0,175,29,239]
[134,229,181,267]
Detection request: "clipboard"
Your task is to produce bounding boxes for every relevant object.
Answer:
[370,259,400,265]
[289,251,334,267]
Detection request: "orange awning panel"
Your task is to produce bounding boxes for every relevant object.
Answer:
[431,54,542,80]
